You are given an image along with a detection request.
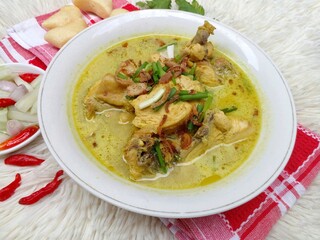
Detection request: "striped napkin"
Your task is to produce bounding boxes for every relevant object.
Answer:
[1,2,320,239]
[161,125,320,239]
[0,0,138,68]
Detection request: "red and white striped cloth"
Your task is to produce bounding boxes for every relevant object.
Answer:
[0,0,139,68]
[1,2,320,239]
[161,125,320,239]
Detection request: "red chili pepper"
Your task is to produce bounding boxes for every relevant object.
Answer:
[0,173,21,201]
[4,154,45,166]
[0,125,39,150]
[19,73,39,83]
[19,170,64,205]
[0,98,16,108]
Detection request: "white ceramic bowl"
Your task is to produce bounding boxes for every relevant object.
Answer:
[0,63,44,156]
[39,10,296,218]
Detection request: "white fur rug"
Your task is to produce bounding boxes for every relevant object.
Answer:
[1,0,320,239]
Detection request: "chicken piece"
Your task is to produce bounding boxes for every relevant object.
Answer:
[225,118,254,143]
[213,109,232,132]
[84,74,127,118]
[175,75,205,92]
[213,109,253,143]
[191,20,215,45]
[181,111,224,162]
[214,57,238,80]
[124,130,157,180]
[130,85,193,133]
[183,43,206,61]
[182,21,216,61]
[195,61,220,87]
[126,83,148,97]
[193,111,215,140]
[205,42,214,59]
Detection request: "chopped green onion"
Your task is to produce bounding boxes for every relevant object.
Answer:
[152,62,159,83]
[221,106,238,113]
[153,75,159,84]
[154,141,167,174]
[179,90,190,95]
[168,87,177,99]
[133,77,140,83]
[163,66,169,71]
[145,63,153,72]
[202,93,213,113]
[156,61,166,77]
[174,54,182,62]
[152,62,158,73]
[179,92,208,101]
[197,104,204,113]
[187,121,195,132]
[117,72,127,79]
[171,76,176,85]
[133,62,148,79]
[153,105,162,112]
[189,63,197,75]
[200,93,213,121]
[125,95,136,100]
[157,42,177,52]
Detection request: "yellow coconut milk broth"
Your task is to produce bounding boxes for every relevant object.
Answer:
[72,35,261,190]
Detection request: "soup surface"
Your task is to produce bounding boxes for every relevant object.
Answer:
[72,22,261,189]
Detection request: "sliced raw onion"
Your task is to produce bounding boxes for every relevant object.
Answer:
[9,85,28,102]
[0,90,10,99]
[14,85,39,113]
[138,88,165,110]
[0,108,8,122]
[167,45,175,59]
[30,100,37,115]
[8,107,38,123]
[0,80,17,92]
[30,75,42,88]
[14,76,33,92]
[6,119,24,136]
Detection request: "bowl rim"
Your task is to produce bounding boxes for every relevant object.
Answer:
[0,63,44,156]
[39,9,297,218]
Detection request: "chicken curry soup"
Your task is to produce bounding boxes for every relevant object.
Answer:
[72,21,261,189]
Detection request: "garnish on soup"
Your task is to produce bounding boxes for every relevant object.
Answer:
[72,21,261,189]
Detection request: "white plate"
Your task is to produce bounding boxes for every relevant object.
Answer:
[0,63,44,156]
[39,10,296,218]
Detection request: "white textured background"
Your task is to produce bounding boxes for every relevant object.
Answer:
[0,0,319,239]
